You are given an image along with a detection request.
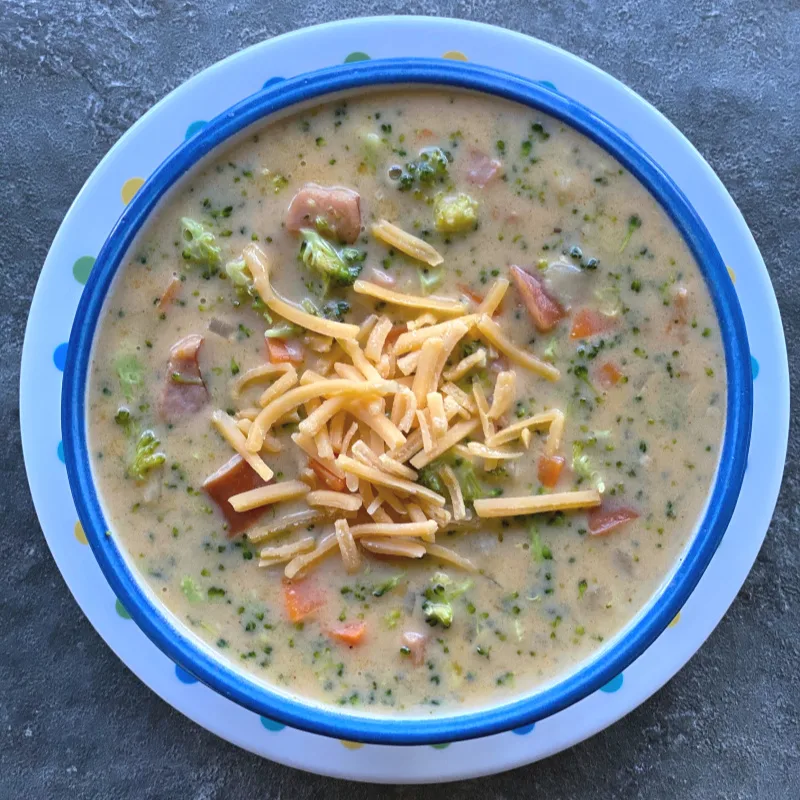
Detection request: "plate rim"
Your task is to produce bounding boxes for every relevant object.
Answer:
[20,15,788,781]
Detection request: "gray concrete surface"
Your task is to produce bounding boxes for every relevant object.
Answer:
[1,1,798,797]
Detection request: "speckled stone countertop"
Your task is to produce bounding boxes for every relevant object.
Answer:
[2,2,798,797]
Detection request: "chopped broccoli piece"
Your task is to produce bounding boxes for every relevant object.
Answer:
[422,601,453,628]
[619,214,642,253]
[421,572,473,628]
[114,407,134,436]
[180,576,204,603]
[396,146,450,192]
[434,193,479,233]
[573,364,597,396]
[299,229,365,288]
[572,442,606,493]
[417,463,444,494]
[454,460,483,505]
[543,338,558,363]
[372,573,405,598]
[264,322,303,339]
[115,354,144,401]
[225,257,252,288]
[322,299,351,321]
[418,267,444,295]
[180,218,221,267]
[528,524,553,562]
[129,430,166,481]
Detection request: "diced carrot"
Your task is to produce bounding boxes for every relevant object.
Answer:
[401,631,427,666]
[509,265,566,332]
[459,284,484,306]
[596,361,623,389]
[588,505,640,536]
[459,284,504,315]
[266,337,304,365]
[308,458,347,492]
[329,621,367,646]
[283,579,324,622]
[417,128,435,140]
[157,275,182,309]
[538,454,565,488]
[569,308,616,340]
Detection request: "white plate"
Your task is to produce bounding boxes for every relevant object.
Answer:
[20,16,788,783]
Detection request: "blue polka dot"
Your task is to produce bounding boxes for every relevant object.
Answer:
[57,441,65,463]
[53,343,68,371]
[600,673,624,693]
[260,716,285,732]
[175,664,198,684]
[512,723,536,735]
[751,355,759,380]
[537,80,559,92]
[262,76,286,90]
[185,120,208,140]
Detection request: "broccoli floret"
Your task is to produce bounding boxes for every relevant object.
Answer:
[372,572,405,598]
[417,462,444,494]
[299,229,365,288]
[264,322,303,339]
[573,364,597,396]
[434,193,479,233]
[422,600,454,628]
[421,572,473,628]
[454,460,483,505]
[528,524,553,562]
[322,299,351,322]
[114,407,134,437]
[129,430,166,481]
[225,257,252,288]
[180,218,221,267]
[395,147,450,192]
[180,576,204,603]
[619,214,642,253]
[572,442,605,493]
[115,354,144,401]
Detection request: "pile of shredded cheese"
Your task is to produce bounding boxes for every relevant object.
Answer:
[207,233,601,580]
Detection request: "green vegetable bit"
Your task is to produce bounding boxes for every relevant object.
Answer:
[619,214,642,253]
[264,322,303,339]
[434,193,479,233]
[418,267,444,295]
[129,430,166,481]
[397,147,450,191]
[299,229,365,288]
[115,354,144,401]
[528,524,553,562]
[180,576,204,603]
[571,441,606,493]
[181,218,221,267]
[372,573,405,598]
[422,572,473,628]
[114,407,134,436]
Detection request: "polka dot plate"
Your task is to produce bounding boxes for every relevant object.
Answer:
[20,17,788,783]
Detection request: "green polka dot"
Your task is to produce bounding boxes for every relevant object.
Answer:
[115,598,131,619]
[344,52,370,63]
[431,742,451,749]
[72,256,95,285]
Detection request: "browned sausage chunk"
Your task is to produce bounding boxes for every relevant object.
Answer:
[286,183,362,244]
[203,455,271,537]
[159,334,208,422]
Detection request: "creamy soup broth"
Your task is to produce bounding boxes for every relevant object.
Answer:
[88,90,725,713]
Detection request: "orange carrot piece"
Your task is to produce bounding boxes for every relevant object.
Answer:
[283,580,324,622]
[329,621,367,646]
[569,308,616,340]
[596,361,623,389]
[538,454,565,488]
[157,275,182,309]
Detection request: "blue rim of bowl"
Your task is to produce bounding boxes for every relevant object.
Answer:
[62,58,752,745]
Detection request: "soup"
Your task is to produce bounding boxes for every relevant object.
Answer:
[88,90,725,714]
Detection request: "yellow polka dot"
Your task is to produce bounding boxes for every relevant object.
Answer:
[669,611,681,627]
[74,520,88,545]
[340,740,364,750]
[121,177,145,205]
[727,265,736,283]
[442,50,468,61]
